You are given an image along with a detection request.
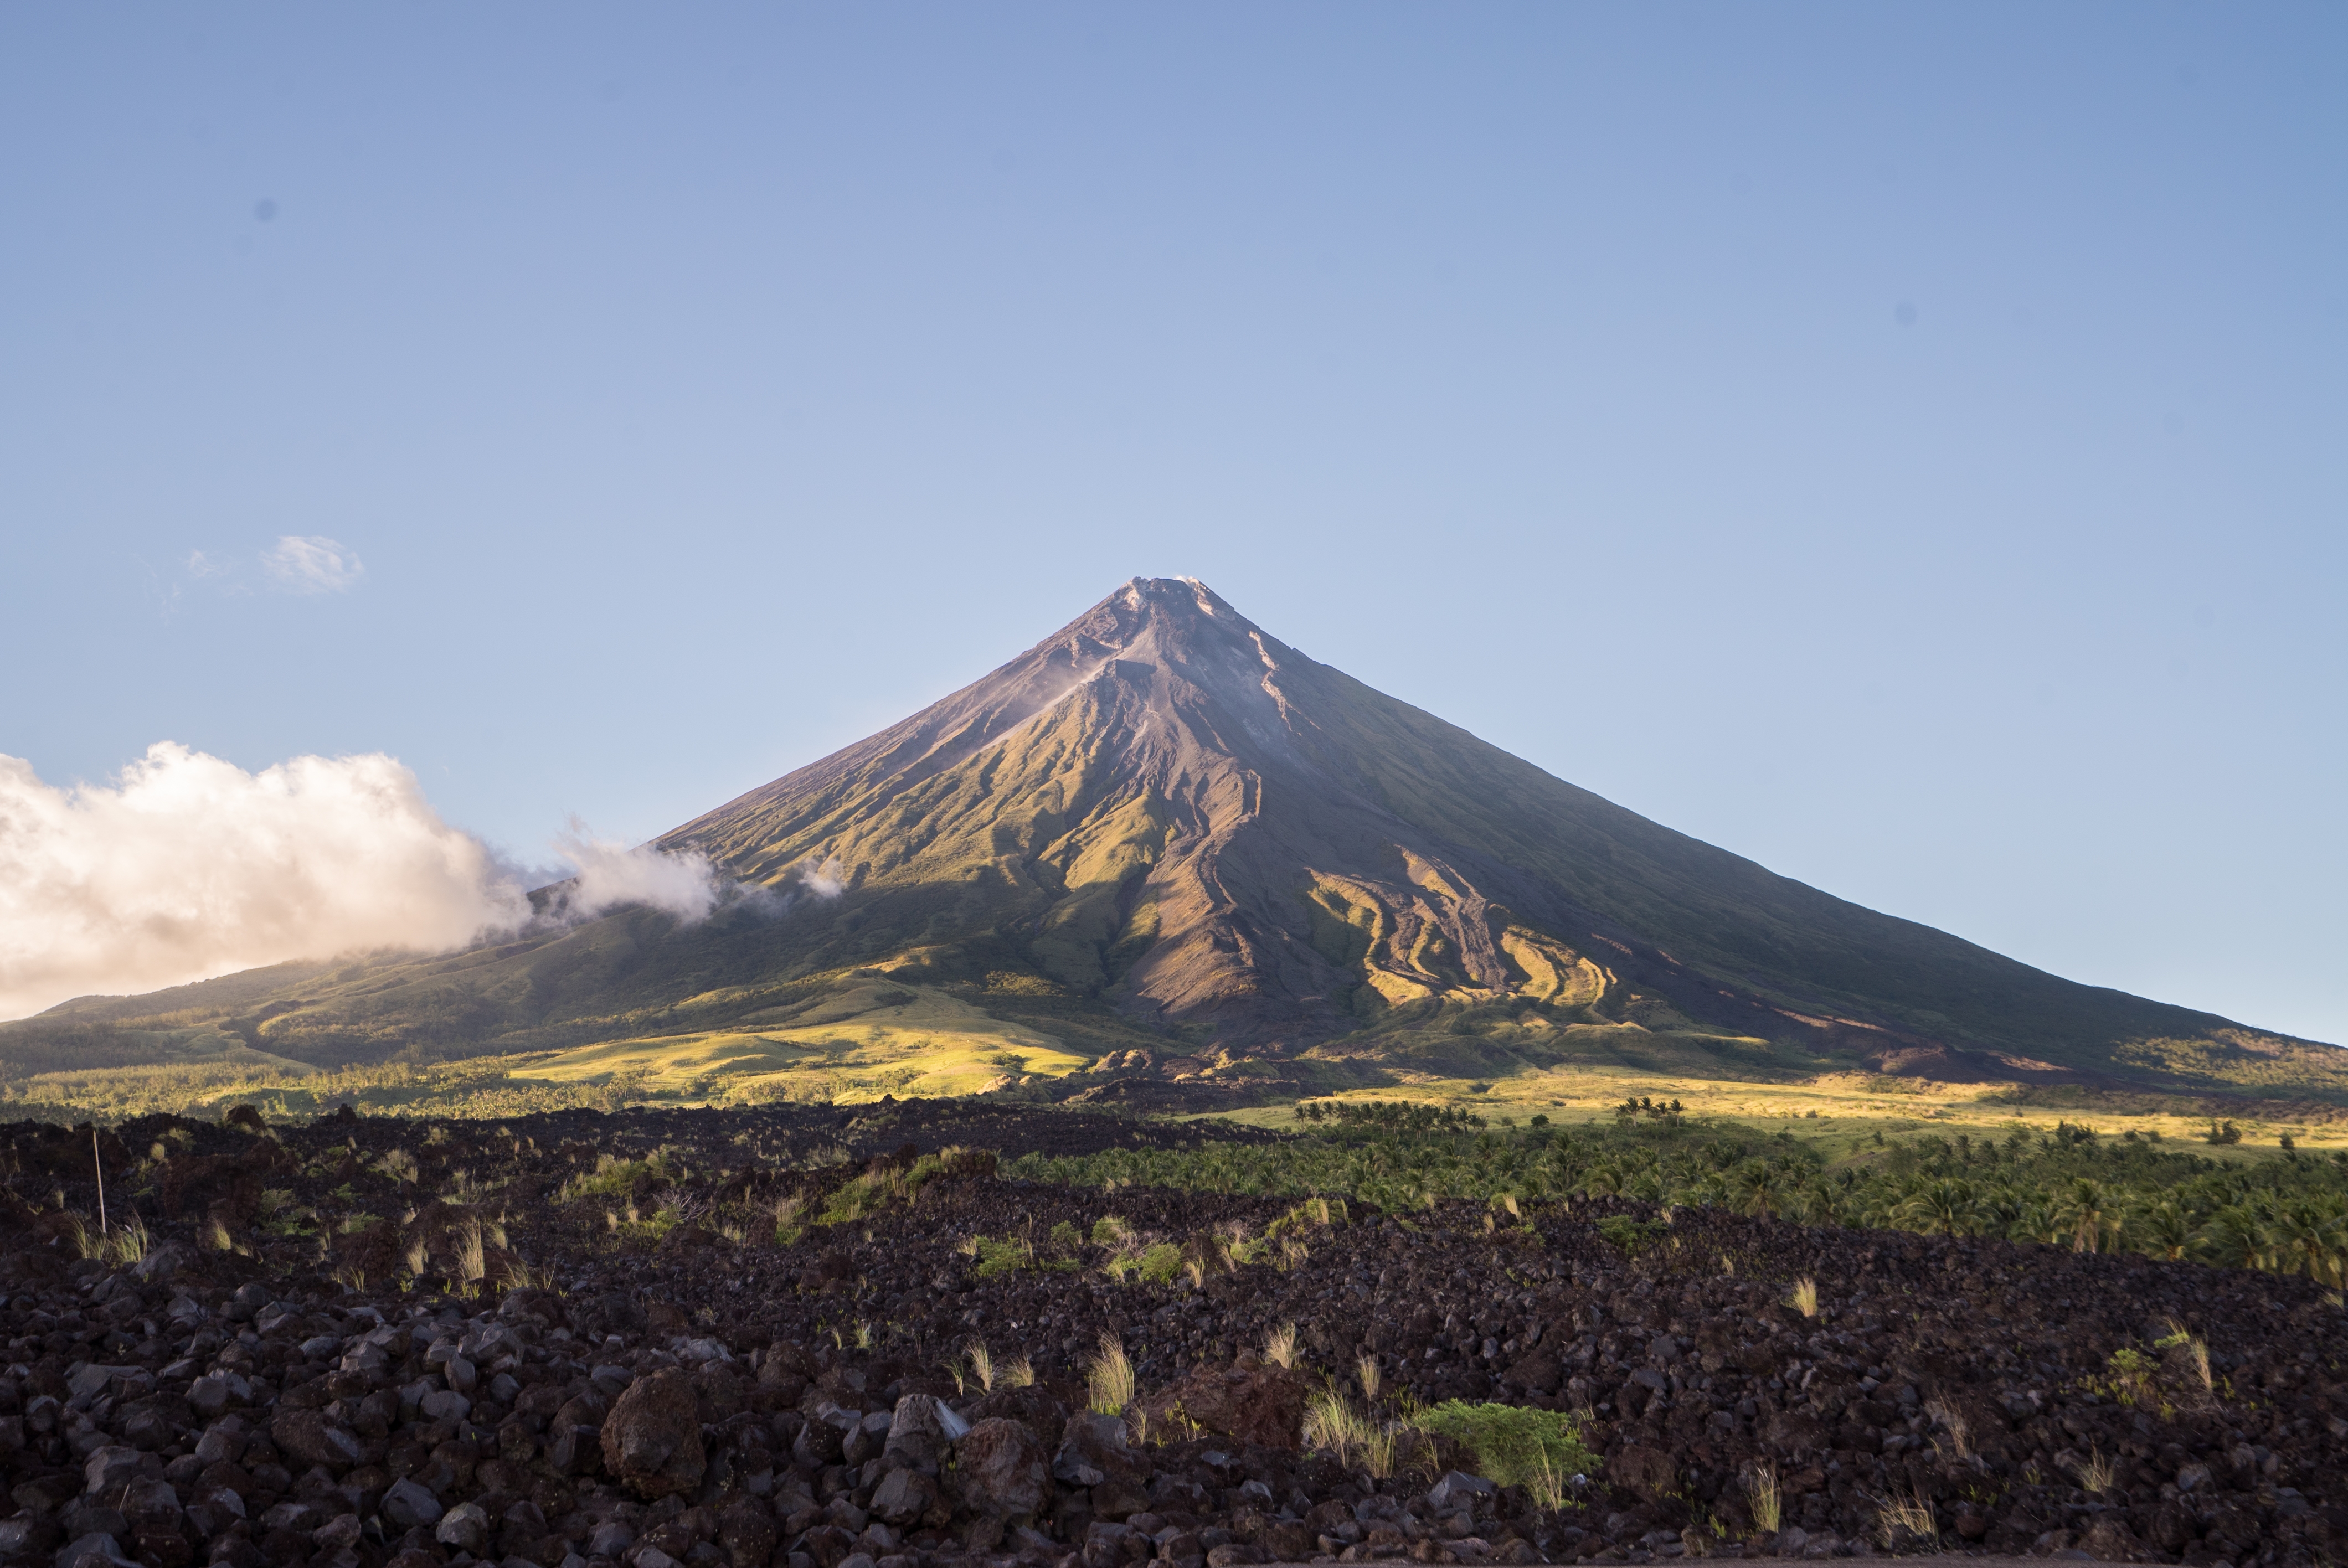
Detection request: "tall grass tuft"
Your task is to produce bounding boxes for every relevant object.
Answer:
[63,1212,105,1260]
[1786,1277,1820,1317]
[1745,1462,1783,1534]
[1924,1398,1970,1461]
[104,1214,151,1265]
[1264,1322,1299,1370]
[1872,1491,1936,1549]
[455,1218,488,1291]
[1303,1388,1394,1477]
[1087,1333,1136,1416]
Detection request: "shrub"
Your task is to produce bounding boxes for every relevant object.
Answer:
[1137,1241,1183,1283]
[1409,1402,1596,1493]
[1596,1214,1664,1256]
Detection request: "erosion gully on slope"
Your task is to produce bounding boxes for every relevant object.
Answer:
[0,1101,2340,1568]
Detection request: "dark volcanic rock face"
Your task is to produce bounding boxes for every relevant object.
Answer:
[2,1100,2344,1568]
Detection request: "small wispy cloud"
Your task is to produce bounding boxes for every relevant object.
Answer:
[185,549,229,580]
[261,535,365,595]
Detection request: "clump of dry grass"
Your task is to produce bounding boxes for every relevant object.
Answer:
[1304,1387,1395,1477]
[1786,1278,1820,1317]
[1356,1354,1382,1401]
[454,1218,488,1290]
[1264,1322,1299,1370]
[62,1212,106,1260]
[1744,1461,1783,1533]
[1925,1398,1970,1461]
[1871,1490,1936,1549]
[2069,1447,2118,1495]
[1087,1333,1136,1415]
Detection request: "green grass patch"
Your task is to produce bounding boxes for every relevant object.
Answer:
[1411,1402,1597,1491]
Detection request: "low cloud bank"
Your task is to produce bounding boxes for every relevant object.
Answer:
[0,744,527,1022]
[550,819,723,924]
[0,744,833,1023]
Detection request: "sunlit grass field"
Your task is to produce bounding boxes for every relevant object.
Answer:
[1195,1060,2344,1165]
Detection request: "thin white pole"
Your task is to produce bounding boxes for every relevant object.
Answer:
[93,1128,107,1235]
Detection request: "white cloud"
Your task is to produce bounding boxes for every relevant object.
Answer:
[261,535,365,594]
[0,744,529,1022]
[0,746,833,1023]
[550,820,724,924]
[185,549,228,580]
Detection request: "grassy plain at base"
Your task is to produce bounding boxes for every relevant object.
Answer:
[1196,1059,2346,1164]
[507,981,1089,1102]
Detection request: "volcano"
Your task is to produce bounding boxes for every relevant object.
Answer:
[13,576,2331,1095]
[631,576,2295,1080]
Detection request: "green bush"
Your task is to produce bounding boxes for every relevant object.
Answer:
[1596,1214,1665,1256]
[973,1236,1034,1277]
[1137,1241,1183,1283]
[1411,1401,1597,1489]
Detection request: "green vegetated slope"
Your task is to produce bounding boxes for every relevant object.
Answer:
[6,576,2340,1106]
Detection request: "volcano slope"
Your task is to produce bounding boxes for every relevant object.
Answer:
[2,1101,2343,1568]
[8,575,2337,1107]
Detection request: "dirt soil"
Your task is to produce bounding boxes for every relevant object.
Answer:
[1,1102,2341,1568]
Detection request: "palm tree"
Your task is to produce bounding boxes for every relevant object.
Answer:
[2054,1179,2122,1253]
[2199,1203,2271,1271]
[1733,1162,1782,1219]
[2135,1198,2197,1263]
[2271,1196,2347,1287]
[1896,1178,1978,1237]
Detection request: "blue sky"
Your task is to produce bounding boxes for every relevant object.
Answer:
[2,4,2342,1040]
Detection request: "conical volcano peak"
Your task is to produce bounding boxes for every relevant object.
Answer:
[642,576,2317,1077]
[1053,576,1269,663]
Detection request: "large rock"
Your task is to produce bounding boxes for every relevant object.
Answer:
[1144,1366,1311,1450]
[434,1502,489,1552]
[715,1499,777,1568]
[951,1418,1051,1519]
[1608,1446,1675,1504]
[962,1386,1067,1451]
[884,1395,969,1474]
[1053,1413,1149,1489]
[82,1448,155,1497]
[267,1411,367,1473]
[867,1468,939,1528]
[380,1478,442,1530]
[121,1478,189,1568]
[599,1366,707,1499]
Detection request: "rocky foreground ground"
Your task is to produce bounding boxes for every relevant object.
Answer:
[0,1103,2342,1568]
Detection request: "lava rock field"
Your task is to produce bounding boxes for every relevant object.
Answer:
[0,1103,2342,1568]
